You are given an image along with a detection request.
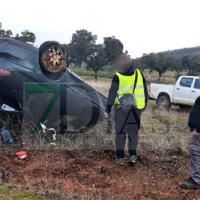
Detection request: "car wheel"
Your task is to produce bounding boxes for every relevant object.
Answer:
[39,41,66,73]
[157,96,171,110]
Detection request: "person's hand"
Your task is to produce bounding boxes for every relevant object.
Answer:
[194,131,200,138]
[104,112,109,119]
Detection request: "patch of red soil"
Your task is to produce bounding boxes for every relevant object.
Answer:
[0,147,200,200]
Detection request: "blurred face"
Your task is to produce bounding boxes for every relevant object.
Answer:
[115,59,131,72]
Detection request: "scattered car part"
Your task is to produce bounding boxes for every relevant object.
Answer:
[41,123,57,141]
[0,128,13,143]
[1,104,16,112]
[16,151,27,159]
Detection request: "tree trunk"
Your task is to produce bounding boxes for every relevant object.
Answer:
[158,72,162,82]
[94,71,98,79]
[78,61,82,68]
[188,69,191,75]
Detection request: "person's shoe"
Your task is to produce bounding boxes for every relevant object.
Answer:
[115,158,124,165]
[129,155,138,164]
[179,177,200,189]
[187,176,195,183]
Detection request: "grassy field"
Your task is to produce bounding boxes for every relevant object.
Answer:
[80,67,191,150]
[83,74,190,156]
[0,69,197,200]
[72,68,114,80]
[72,68,189,84]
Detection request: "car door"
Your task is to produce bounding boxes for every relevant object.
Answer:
[188,78,200,105]
[173,77,194,104]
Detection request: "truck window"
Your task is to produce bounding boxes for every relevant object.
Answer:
[180,78,193,88]
[194,79,200,89]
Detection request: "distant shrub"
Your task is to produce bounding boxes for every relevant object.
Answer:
[72,68,114,79]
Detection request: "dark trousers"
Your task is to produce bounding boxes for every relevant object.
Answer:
[114,107,142,158]
[190,131,200,184]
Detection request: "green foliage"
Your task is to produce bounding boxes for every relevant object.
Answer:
[133,57,143,71]
[67,29,97,67]
[133,44,200,81]
[15,30,36,43]
[162,46,200,60]
[86,44,108,79]
[0,186,67,200]
[0,22,13,37]
[64,32,125,78]
[188,56,200,75]
[0,29,12,37]
[141,53,157,72]
[72,68,114,79]
[104,36,124,63]
[156,53,174,81]
[63,43,73,67]
[179,55,200,75]
[0,22,36,44]
[137,53,174,81]
[181,55,190,70]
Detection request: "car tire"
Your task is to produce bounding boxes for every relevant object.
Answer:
[39,41,66,74]
[157,95,171,110]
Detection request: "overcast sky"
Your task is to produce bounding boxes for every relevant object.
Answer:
[1,0,200,58]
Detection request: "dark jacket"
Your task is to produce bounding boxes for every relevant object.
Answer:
[105,66,148,113]
[188,96,200,132]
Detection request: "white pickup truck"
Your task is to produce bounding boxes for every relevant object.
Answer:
[149,76,200,109]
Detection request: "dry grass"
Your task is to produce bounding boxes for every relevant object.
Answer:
[138,102,189,156]
[0,72,194,200]
[0,73,191,156]
[85,79,111,96]
[84,76,190,156]
[80,69,187,85]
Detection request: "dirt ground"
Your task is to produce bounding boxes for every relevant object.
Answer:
[0,75,197,200]
[0,147,200,200]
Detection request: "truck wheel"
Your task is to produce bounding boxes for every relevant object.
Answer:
[157,96,171,110]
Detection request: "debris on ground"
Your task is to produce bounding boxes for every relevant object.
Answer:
[16,151,27,159]
[1,104,16,112]
[41,123,57,141]
[0,128,13,144]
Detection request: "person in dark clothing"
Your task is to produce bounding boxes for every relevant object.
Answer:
[180,96,200,189]
[104,54,148,165]
[105,65,148,114]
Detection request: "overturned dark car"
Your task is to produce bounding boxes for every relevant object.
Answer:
[0,38,107,132]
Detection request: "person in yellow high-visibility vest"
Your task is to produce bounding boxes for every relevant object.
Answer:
[105,54,148,165]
